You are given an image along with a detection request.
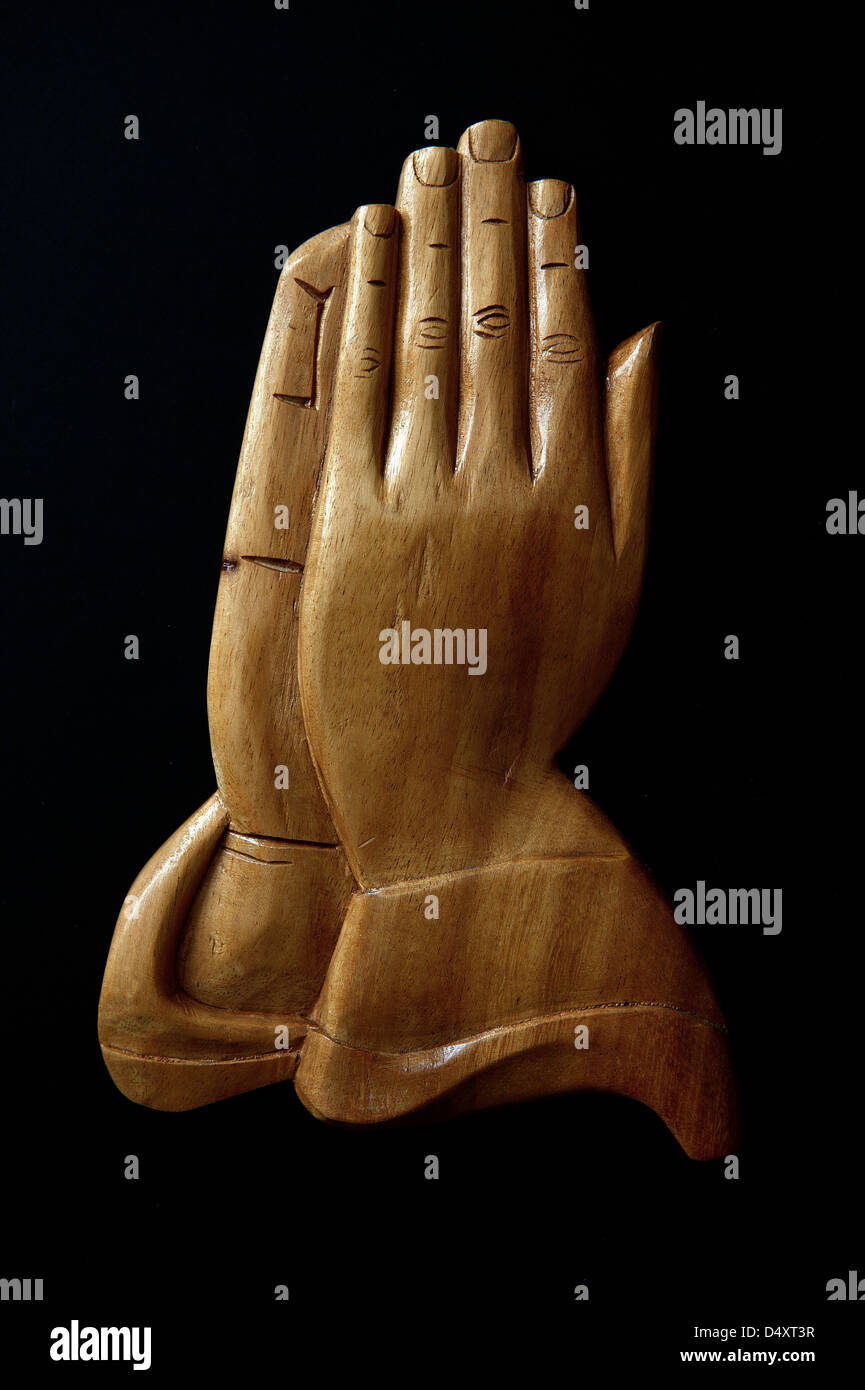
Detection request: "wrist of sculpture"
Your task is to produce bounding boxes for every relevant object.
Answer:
[336,765,634,889]
[294,840,738,1158]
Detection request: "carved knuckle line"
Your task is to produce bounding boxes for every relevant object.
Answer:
[472,304,510,340]
[541,332,585,364]
[354,346,382,377]
[415,316,448,349]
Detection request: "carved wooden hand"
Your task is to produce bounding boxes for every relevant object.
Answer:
[99,121,737,1159]
[299,126,658,887]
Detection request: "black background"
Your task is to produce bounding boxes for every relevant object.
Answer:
[1,0,859,1376]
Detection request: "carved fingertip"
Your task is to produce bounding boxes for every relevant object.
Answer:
[465,119,519,163]
[412,146,459,187]
[361,204,397,238]
[529,179,572,219]
[607,322,662,382]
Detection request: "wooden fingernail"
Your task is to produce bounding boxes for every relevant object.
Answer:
[412,147,459,187]
[468,119,518,162]
[529,179,571,219]
[362,204,397,237]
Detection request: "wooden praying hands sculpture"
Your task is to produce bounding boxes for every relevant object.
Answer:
[99,120,738,1158]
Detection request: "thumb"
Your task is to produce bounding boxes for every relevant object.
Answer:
[604,322,661,590]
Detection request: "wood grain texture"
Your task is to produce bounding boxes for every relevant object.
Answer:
[99,120,737,1157]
